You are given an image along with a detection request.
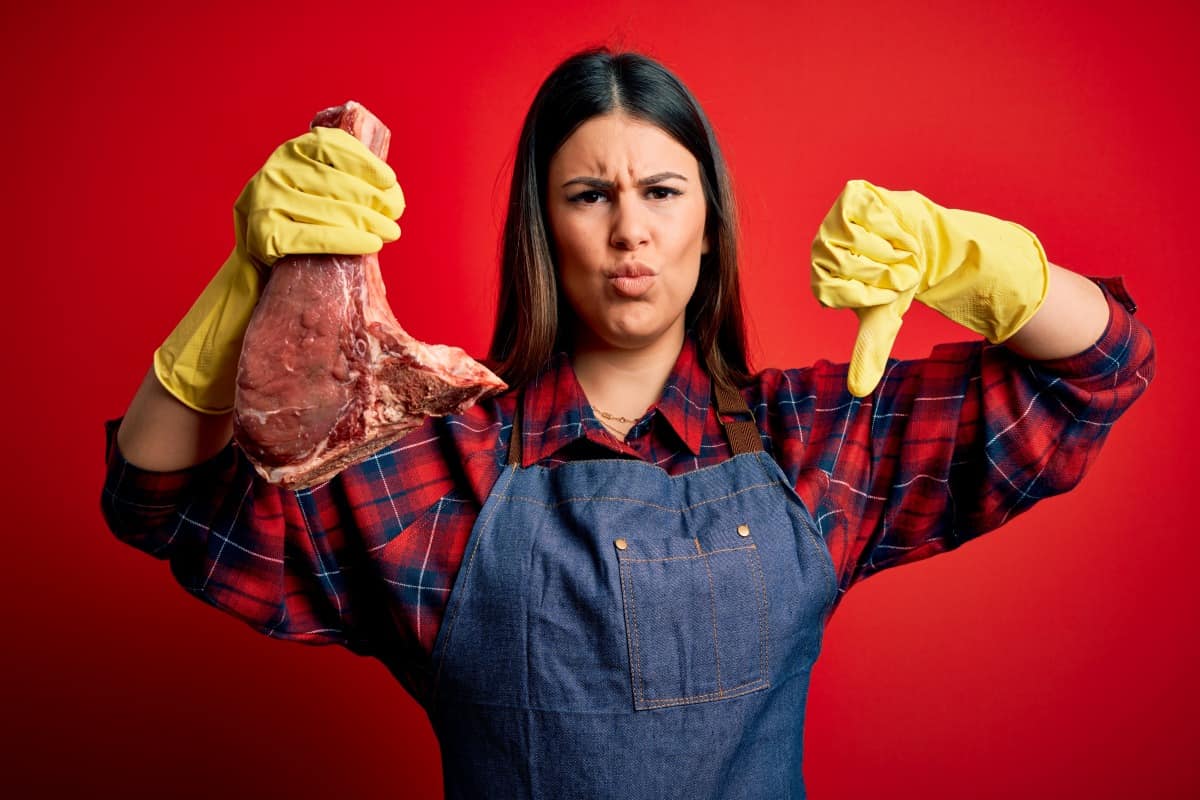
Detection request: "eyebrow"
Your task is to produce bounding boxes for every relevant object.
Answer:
[561,171,689,189]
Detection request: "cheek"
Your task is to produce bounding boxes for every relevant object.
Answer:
[678,258,703,302]
[690,202,709,253]
[673,205,708,274]
[550,210,601,265]
[548,218,594,312]
[669,198,707,253]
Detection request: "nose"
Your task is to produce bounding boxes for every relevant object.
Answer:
[609,197,651,250]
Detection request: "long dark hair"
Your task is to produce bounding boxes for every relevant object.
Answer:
[487,48,751,394]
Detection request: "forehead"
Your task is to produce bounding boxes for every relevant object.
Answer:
[549,112,700,180]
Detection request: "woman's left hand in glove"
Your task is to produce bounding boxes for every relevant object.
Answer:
[810,179,1049,397]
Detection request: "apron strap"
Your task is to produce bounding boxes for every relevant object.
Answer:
[713,381,763,455]
[506,377,762,467]
[508,394,524,467]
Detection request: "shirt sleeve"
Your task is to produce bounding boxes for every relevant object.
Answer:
[759,277,1155,607]
[99,400,506,695]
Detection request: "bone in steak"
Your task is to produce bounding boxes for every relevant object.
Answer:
[234,101,507,490]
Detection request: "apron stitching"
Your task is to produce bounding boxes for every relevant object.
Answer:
[431,464,519,696]
[492,494,676,513]
[620,560,645,706]
[635,678,768,708]
[700,545,725,695]
[748,540,772,679]
[619,546,758,566]
[750,451,840,616]
[620,544,755,564]
[749,449,785,487]
[519,451,756,479]
[445,677,769,713]
[493,479,779,513]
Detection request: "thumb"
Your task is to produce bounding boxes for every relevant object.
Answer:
[847,302,906,397]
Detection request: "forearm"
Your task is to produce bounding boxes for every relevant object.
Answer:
[1002,262,1109,360]
[116,369,234,471]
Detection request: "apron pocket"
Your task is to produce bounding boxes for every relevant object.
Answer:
[614,527,770,710]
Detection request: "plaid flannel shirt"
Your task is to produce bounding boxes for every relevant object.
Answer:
[101,277,1154,701]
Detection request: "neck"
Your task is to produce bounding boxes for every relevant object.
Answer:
[571,325,686,421]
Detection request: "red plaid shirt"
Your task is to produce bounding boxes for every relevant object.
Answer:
[101,277,1154,702]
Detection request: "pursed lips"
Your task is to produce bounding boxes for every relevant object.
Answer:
[606,262,658,298]
[604,261,657,279]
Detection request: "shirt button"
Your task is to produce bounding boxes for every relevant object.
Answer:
[737,524,751,537]
[614,538,628,550]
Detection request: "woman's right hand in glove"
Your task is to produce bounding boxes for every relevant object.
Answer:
[153,127,406,415]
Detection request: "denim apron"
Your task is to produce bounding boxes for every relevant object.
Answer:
[428,383,838,799]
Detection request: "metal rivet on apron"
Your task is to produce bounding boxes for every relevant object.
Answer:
[614,538,628,550]
[737,524,751,537]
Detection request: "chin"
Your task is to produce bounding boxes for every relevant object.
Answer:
[587,314,683,351]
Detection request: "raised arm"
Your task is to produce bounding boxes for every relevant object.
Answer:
[117,369,235,470]
[116,126,403,472]
[809,178,1122,395]
[788,180,1156,599]
[1002,261,1108,360]
[759,275,1153,602]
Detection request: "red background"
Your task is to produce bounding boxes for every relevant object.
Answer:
[3,0,1196,797]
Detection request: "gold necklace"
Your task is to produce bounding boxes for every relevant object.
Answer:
[592,406,640,424]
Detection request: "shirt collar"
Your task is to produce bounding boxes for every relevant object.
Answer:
[517,334,711,466]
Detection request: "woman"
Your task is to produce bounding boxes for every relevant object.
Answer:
[102,49,1155,798]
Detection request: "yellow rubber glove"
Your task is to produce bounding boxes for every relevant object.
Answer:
[811,179,1049,397]
[154,127,406,413]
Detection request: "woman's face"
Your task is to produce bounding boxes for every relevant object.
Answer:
[546,111,709,352]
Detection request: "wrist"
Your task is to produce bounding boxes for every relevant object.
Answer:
[917,216,1050,342]
[1002,264,1109,360]
[155,248,261,414]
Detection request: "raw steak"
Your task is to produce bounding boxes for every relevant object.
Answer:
[233,101,507,490]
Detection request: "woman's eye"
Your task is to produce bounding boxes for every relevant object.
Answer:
[570,190,607,204]
[567,187,680,204]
